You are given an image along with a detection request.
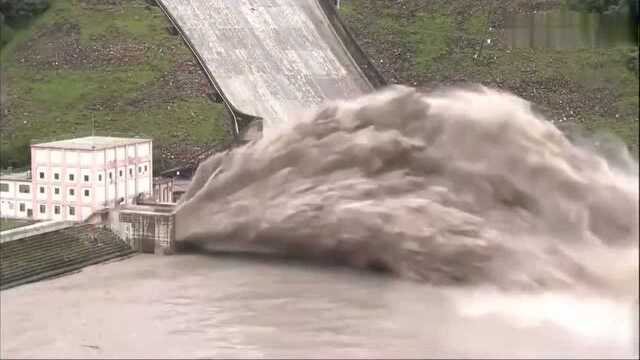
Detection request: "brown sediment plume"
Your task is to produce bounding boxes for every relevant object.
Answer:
[175,85,638,293]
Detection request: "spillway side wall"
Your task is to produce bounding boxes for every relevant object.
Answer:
[317,0,387,89]
[155,0,262,138]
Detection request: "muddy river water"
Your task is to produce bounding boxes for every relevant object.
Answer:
[1,254,637,359]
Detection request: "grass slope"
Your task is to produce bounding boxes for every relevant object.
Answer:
[0,0,231,172]
[339,0,639,156]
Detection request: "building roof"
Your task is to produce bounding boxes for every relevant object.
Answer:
[0,170,31,182]
[32,136,151,150]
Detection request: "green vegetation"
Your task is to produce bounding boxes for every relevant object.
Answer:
[1,0,231,171]
[0,0,50,46]
[567,0,637,13]
[340,0,639,156]
[0,0,49,19]
[410,15,454,71]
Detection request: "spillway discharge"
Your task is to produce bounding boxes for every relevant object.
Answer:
[174,85,638,293]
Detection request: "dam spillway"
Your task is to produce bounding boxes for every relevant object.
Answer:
[156,0,376,135]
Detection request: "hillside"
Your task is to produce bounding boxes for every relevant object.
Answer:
[339,0,639,156]
[1,0,637,173]
[0,0,232,171]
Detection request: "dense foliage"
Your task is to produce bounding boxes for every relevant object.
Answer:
[0,0,50,46]
[0,0,50,20]
[568,0,638,15]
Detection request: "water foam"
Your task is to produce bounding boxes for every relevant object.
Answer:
[174,85,638,293]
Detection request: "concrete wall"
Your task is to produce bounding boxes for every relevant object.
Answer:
[157,0,373,136]
[111,205,175,255]
[0,220,75,243]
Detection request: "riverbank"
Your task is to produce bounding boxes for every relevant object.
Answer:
[339,0,639,156]
[0,0,232,171]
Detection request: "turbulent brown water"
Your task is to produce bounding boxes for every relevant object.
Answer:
[175,85,639,294]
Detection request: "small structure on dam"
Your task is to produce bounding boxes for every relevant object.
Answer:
[108,203,176,255]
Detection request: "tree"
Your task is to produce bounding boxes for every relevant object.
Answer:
[0,0,49,47]
[0,11,14,47]
[567,0,635,13]
[0,0,50,21]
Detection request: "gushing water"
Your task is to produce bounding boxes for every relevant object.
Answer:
[175,85,638,294]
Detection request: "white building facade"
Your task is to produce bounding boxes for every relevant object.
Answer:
[0,136,153,222]
[0,172,34,219]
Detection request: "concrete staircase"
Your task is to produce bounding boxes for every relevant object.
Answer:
[0,224,135,290]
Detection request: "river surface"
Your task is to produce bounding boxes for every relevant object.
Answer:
[1,254,637,359]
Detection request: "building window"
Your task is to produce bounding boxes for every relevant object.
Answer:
[54,173,60,181]
[138,166,142,174]
[84,175,90,182]
[0,183,8,192]
[98,174,103,182]
[54,205,60,215]
[69,174,75,181]
[69,206,75,216]
[109,172,113,181]
[84,189,90,197]
[39,172,45,179]
[69,188,75,196]
[144,165,148,172]
[119,170,123,177]
[54,187,60,195]
[39,186,45,194]
[39,205,46,214]
[129,168,133,177]
[19,203,25,212]
[18,184,30,193]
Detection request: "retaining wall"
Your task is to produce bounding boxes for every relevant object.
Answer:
[0,220,76,243]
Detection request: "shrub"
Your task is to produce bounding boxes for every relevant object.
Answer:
[0,12,14,47]
[567,0,636,13]
[0,0,50,21]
